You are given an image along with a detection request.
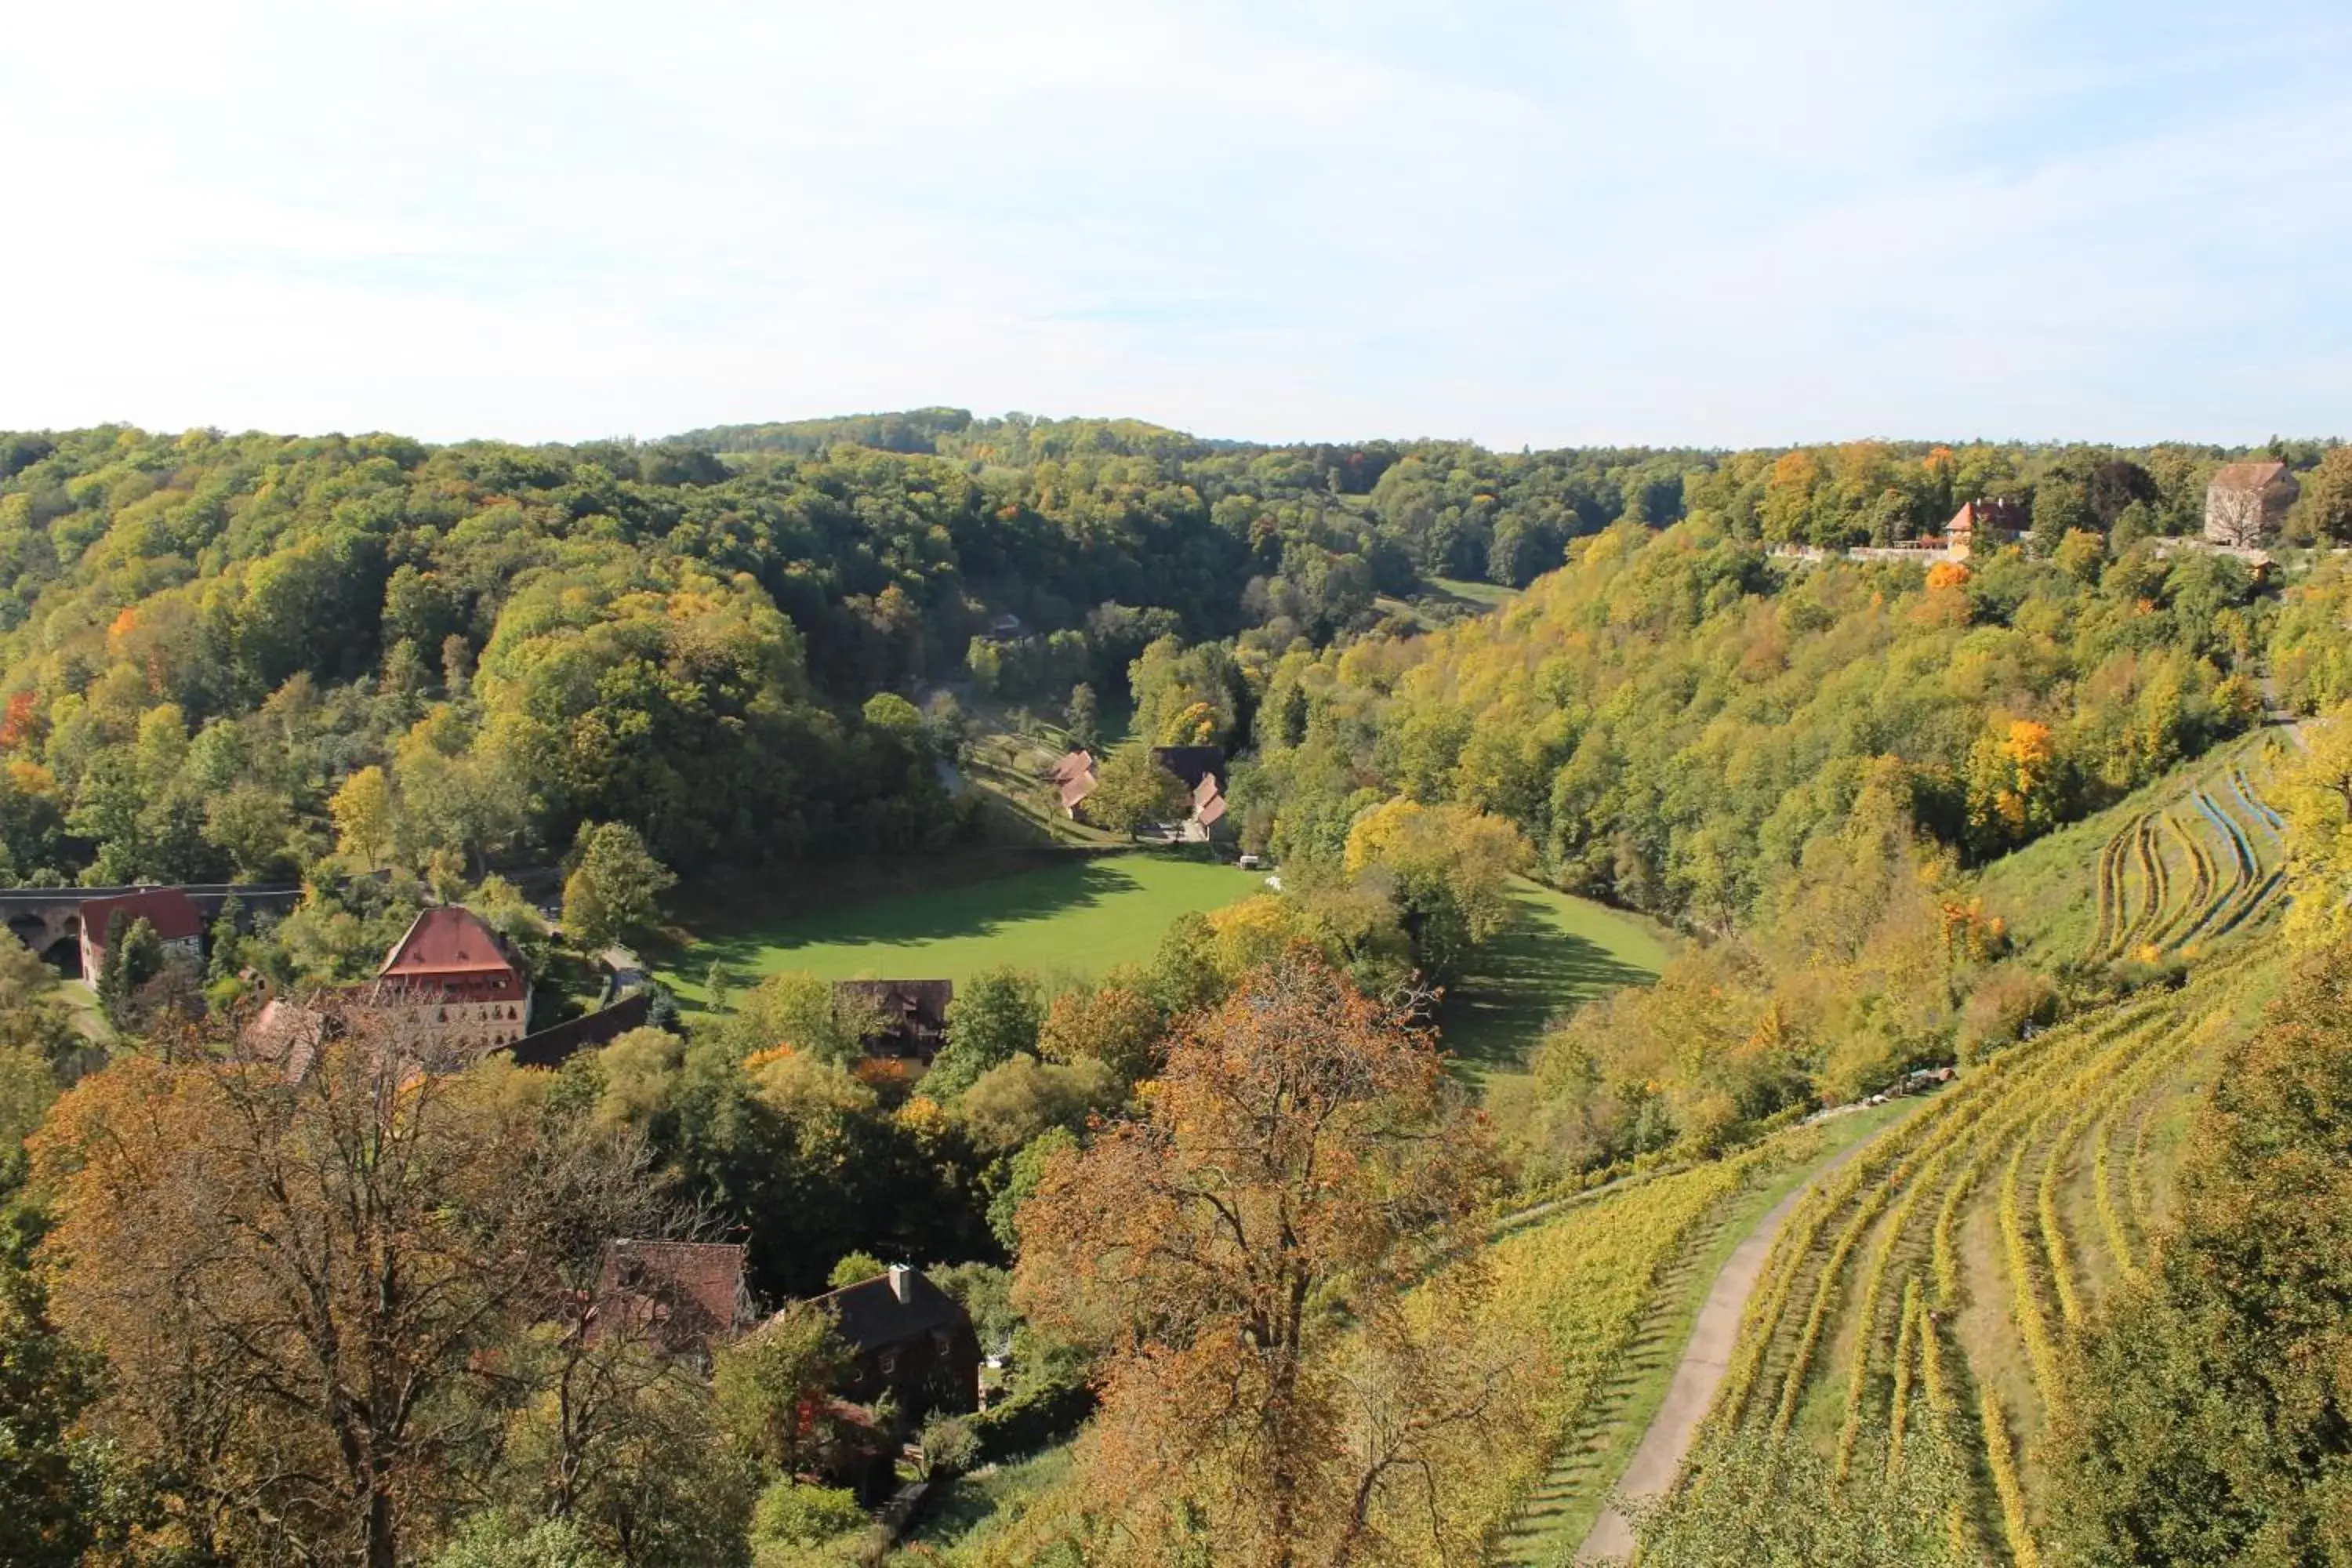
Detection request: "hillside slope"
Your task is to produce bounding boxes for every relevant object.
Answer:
[1624,763,2299,1564]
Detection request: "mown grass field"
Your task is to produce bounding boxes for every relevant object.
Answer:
[1439,879,1674,1080]
[655,852,1265,1007]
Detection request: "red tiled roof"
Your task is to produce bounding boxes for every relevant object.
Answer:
[380,906,516,978]
[2210,459,2290,492]
[597,1240,750,1350]
[1192,773,1228,826]
[82,888,205,945]
[1053,750,1097,810]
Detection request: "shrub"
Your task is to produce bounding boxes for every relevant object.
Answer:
[918,1411,980,1476]
[750,1480,866,1553]
[1957,964,2059,1062]
[428,1515,619,1568]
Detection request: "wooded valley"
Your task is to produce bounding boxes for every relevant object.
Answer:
[2,415,2350,1568]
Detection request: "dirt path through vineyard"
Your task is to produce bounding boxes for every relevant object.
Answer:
[1573,1128,1880,1563]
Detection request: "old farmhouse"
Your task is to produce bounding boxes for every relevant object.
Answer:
[1152,745,1229,840]
[79,887,205,981]
[1050,748,1098,818]
[812,1263,982,1421]
[2205,460,2299,548]
[358,906,529,1053]
[594,1240,756,1359]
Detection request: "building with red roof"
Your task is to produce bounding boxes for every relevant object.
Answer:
[359,906,528,1054]
[79,887,205,982]
[1050,749,1098,817]
[594,1240,754,1359]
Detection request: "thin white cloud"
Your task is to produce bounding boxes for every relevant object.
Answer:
[1,0,2345,445]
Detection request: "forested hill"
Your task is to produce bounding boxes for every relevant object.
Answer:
[0,419,2341,894]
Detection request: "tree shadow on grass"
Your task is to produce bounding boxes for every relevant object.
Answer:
[672,857,1151,979]
[1439,891,1657,1075]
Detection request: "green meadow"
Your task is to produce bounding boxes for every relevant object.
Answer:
[655,853,1265,1006]
[659,857,1669,1076]
[1438,878,1672,1078]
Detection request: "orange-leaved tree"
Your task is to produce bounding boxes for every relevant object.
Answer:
[1011,953,1541,1568]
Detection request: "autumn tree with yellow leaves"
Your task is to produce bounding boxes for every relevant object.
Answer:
[29,1013,713,1568]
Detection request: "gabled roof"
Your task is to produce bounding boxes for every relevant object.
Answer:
[598,1240,750,1349]
[1152,745,1227,793]
[1194,775,1229,827]
[835,978,953,1028]
[2209,459,2292,492]
[82,887,205,945]
[1052,750,1098,810]
[811,1265,970,1354]
[379,906,516,979]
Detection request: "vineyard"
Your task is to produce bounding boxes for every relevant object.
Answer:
[1663,895,2292,1564]
[2086,753,2287,964]
[1975,728,2296,968]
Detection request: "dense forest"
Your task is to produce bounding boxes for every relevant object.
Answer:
[2,412,2351,1568]
[0,416,2343,895]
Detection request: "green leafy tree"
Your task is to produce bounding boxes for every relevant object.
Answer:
[564,822,677,953]
[426,1515,622,1568]
[711,1303,852,1475]
[0,1214,110,1568]
[2045,942,2352,1565]
[331,764,397,869]
[825,1250,886,1289]
[748,1479,865,1560]
[927,967,1044,1098]
[1064,682,1102,751]
[95,914,164,1028]
[1080,746,1189,837]
[205,895,245,985]
[2288,445,2352,543]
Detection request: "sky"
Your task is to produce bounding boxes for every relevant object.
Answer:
[5,0,2348,449]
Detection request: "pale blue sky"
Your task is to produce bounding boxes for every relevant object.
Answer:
[5,1,2347,447]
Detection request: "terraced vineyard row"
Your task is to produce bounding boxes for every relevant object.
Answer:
[1479,1133,1824,1563]
[1682,924,2285,1567]
[2088,753,2286,963]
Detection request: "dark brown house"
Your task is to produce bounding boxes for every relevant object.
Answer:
[813,1264,980,1420]
[835,979,953,1062]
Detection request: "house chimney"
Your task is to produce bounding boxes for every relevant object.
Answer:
[887,1263,911,1304]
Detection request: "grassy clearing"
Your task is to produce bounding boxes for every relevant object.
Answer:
[1426,575,1522,609]
[655,851,1264,1007]
[49,977,111,1045]
[1439,879,1672,1081]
